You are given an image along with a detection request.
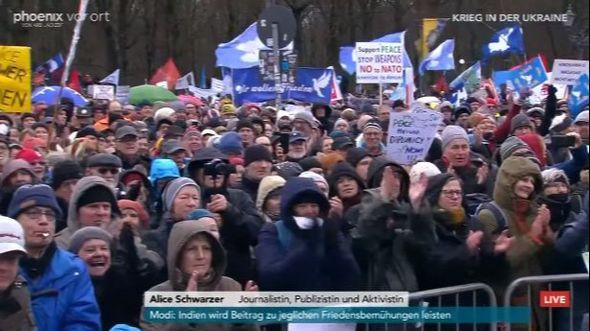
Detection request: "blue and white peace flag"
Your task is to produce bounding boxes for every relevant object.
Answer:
[449,61,481,93]
[35,53,64,73]
[481,25,525,62]
[568,74,589,118]
[215,22,293,69]
[419,39,455,75]
[100,69,120,85]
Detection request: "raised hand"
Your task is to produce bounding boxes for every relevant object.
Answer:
[476,164,489,185]
[244,280,259,292]
[494,229,514,254]
[328,196,344,219]
[409,173,428,211]
[466,230,483,255]
[186,271,198,292]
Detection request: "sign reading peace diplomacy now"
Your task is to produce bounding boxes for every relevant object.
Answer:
[0,46,31,113]
[386,107,442,165]
[355,42,404,84]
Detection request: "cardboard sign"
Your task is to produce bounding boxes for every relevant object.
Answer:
[355,42,404,84]
[552,59,589,85]
[386,108,442,165]
[0,46,31,113]
[89,84,115,100]
[116,85,130,104]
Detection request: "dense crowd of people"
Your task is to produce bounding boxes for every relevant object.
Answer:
[0,83,587,331]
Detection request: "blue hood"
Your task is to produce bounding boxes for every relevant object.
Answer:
[149,158,180,186]
[280,177,330,221]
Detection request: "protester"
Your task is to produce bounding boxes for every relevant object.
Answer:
[140,220,259,331]
[0,216,37,330]
[55,176,121,249]
[51,159,84,232]
[68,226,159,330]
[9,184,101,330]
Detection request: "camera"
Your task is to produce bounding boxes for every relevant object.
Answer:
[551,135,576,148]
[203,159,232,177]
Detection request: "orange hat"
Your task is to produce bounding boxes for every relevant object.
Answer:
[117,199,149,229]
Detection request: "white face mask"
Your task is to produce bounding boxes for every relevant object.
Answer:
[0,124,9,135]
[293,216,323,229]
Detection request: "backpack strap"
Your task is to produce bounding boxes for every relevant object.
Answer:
[477,201,509,232]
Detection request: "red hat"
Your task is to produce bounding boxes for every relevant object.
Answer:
[21,137,47,150]
[15,148,43,164]
[117,199,149,228]
[486,98,498,107]
[518,133,546,168]
[228,156,244,166]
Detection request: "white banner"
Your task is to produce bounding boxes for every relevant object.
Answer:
[355,42,404,84]
[211,78,224,93]
[386,108,442,165]
[175,72,195,90]
[88,84,115,100]
[552,59,589,85]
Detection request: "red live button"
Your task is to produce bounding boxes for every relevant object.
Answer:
[540,291,570,308]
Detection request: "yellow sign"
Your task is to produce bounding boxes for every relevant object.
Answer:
[0,46,31,113]
[421,19,438,59]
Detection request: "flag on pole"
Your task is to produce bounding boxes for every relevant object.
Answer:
[149,58,181,90]
[419,39,455,75]
[175,72,195,90]
[421,18,448,58]
[100,69,120,85]
[34,53,64,74]
[215,22,294,69]
[449,61,481,93]
[481,25,525,63]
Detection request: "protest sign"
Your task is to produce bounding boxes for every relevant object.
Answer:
[0,46,31,113]
[386,108,442,165]
[88,84,115,100]
[355,42,404,84]
[116,85,130,104]
[552,59,589,85]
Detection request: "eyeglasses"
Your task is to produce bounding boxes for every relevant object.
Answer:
[97,168,119,175]
[441,190,462,198]
[30,161,47,166]
[24,209,56,221]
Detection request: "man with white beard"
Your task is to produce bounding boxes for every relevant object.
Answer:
[286,131,309,163]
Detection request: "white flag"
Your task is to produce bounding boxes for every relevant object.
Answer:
[100,69,120,85]
[188,85,217,99]
[211,78,224,93]
[175,72,195,90]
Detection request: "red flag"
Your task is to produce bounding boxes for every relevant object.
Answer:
[149,58,181,90]
[67,69,81,92]
[434,75,448,94]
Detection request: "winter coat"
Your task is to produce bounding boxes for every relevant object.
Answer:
[218,188,265,285]
[433,158,496,196]
[140,221,258,331]
[92,226,161,330]
[19,244,101,331]
[235,175,260,205]
[478,156,550,330]
[0,276,37,331]
[114,151,151,172]
[255,177,360,291]
[55,176,120,249]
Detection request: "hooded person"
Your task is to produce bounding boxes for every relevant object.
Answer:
[256,175,286,223]
[538,168,580,231]
[255,177,360,292]
[345,147,372,184]
[477,156,552,328]
[354,158,422,293]
[327,162,366,215]
[0,159,37,215]
[68,225,160,330]
[55,176,120,249]
[140,221,259,331]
